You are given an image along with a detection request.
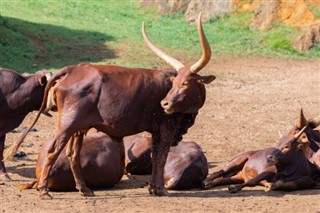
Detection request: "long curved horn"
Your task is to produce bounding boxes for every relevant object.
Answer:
[190,12,212,73]
[297,108,308,129]
[142,22,184,71]
[294,126,307,139]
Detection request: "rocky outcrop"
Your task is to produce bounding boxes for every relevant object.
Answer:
[141,0,320,51]
[250,0,320,30]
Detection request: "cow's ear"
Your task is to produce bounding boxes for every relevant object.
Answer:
[39,76,47,86]
[197,75,215,84]
[168,76,175,82]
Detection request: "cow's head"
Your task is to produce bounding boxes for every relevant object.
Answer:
[142,13,215,115]
[31,69,52,87]
[287,109,320,152]
[267,126,308,167]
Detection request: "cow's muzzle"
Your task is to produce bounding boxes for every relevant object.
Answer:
[161,100,174,115]
[266,154,277,165]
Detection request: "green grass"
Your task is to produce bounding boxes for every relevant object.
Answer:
[0,0,319,73]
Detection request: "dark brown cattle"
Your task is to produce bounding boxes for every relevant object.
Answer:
[124,133,208,189]
[287,109,320,168]
[202,111,320,192]
[5,13,215,198]
[18,132,125,191]
[0,68,51,181]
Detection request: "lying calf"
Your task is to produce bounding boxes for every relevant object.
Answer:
[203,116,320,192]
[124,133,208,189]
[19,132,125,191]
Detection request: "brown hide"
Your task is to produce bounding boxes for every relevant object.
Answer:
[34,132,125,191]
[0,68,51,180]
[8,14,214,198]
[203,115,320,192]
[124,133,208,189]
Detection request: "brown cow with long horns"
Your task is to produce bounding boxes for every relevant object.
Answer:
[4,13,215,199]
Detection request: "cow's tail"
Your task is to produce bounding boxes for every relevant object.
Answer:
[17,179,38,190]
[3,66,72,161]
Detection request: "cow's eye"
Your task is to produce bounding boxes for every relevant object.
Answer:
[283,145,289,150]
[182,80,189,86]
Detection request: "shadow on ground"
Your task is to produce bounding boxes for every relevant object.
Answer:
[0,16,116,73]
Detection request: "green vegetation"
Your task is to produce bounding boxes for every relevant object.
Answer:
[0,0,319,73]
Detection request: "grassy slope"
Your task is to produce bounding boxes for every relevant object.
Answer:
[0,0,319,73]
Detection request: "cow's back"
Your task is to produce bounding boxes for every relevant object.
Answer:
[52,64,176,138]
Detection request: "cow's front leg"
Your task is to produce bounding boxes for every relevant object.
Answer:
[0,135,11,181]
[267,176,313,191]
[148,133,160,195]
[66,132,94,197]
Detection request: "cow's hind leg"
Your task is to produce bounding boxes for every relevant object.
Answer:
[203,174,244,189]
[66,132,94,197]
[202,151,252,189]
[0,135,11,181]
[37,131,73,199]
[228,171,274,193]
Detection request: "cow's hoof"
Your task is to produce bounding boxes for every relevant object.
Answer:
[228,185,240,193]
[80,189,95,197]
[264,183,272,192]
[0,173,12,182]
[40,190,53,200]
[201,181,211,190]
[154,188,169,196]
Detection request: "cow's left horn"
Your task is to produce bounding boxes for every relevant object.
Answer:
[294,125,307,139]
[297,108,308,129]
[142,22,184,72]
[190,12,211,73]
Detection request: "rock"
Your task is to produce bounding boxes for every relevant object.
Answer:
[292,23,320,51]
[250,0,280,30]
[185,0,234,23]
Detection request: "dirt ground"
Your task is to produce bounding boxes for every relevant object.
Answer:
[1,56,320,213]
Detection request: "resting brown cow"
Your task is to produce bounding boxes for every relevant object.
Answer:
[202,111,320,192]
[5,13,215,198]
[18,132,124,191]
[124,133,208,189]
[0,68,51,181]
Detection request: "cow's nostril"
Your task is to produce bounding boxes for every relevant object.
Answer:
[161,100,170,108]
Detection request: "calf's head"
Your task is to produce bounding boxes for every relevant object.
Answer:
[142,13,215,115]
[267,126,308,166]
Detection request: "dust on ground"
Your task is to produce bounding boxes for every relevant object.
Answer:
[1,56,320,213]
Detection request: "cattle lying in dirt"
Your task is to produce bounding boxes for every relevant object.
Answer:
[0,68,51,181]
[124,133,208,189]
[18,132,125,191]
[5,13,215,199]
[202,110,320,192]
[19,132,207,191]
